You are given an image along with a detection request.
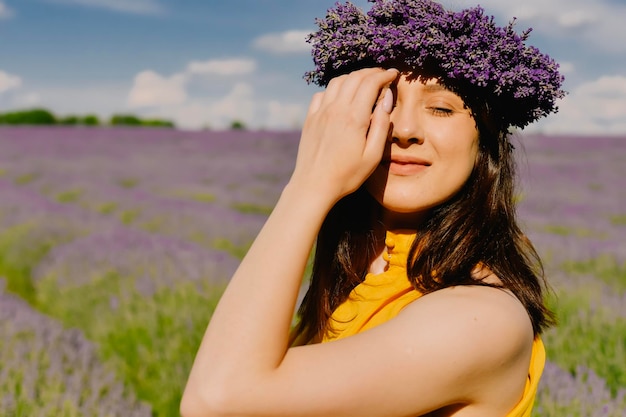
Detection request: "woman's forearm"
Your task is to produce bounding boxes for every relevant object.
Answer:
[182,181,335,410]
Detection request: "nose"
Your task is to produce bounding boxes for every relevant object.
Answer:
[389,103,423,146]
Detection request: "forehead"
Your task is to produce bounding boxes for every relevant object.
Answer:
[395,74,460,96]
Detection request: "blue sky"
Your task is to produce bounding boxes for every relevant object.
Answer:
[1,0,625,134]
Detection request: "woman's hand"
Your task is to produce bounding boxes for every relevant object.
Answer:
[290,67,398,203]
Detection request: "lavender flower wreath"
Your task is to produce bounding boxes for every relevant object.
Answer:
[304,0,566,130]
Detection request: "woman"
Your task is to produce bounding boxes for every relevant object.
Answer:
[181,1,565,416]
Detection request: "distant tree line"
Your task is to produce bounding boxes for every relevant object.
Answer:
[0,108,175,128]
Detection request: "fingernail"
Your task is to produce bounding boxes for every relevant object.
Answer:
[382,88,393,114]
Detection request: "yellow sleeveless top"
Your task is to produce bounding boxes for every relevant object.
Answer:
[322,230,545,417]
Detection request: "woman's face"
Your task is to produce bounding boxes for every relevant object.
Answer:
[365,73,479,229]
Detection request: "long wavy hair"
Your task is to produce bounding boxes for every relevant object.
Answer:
[291,102,555,345]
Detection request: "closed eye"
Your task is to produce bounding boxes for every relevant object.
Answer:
[428,107,453,117]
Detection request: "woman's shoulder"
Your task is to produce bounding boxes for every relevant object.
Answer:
[397,283,534,397]
[401,284,533,354]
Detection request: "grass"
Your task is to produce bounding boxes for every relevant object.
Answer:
[97,201,118,215]
[610,214,626,226]
[14,172,40,185]
[1,223,624,415]
[119,209,141,225]
[190,192,216,203]
[562,256,626,293]
[230,202,274,216]
[116,178,139,189]
[34,270,226,417]
[212,237,252,259]
[0,223,57,304]
[545,285,626,396]
[541,224,597,238]
[55,189,83,204]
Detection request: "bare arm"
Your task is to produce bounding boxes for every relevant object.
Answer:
[181,67,400,414]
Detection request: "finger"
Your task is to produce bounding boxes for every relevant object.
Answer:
[306,92,324,116]
[335,68,393,103]
[352,69,399,114]
[362,87,393,167]
[319,73,348,107]
[322,68,392,108]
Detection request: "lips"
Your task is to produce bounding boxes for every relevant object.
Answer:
[381,155,431,175]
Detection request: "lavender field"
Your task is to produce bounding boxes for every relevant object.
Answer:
[0,126,624,416]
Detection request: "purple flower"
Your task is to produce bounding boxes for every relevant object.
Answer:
[0,281,152,416]
[305,0,566,130]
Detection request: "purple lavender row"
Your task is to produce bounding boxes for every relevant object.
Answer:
[0,280,152,417]
[547,269,626,317]
[516,134,626,265]
[0,127,299,249]
[0,134,243,302]
[33,226,240,295]
[0,127,297,209]
[535,360,626,417]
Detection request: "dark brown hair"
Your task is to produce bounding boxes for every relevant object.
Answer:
[291,105,555,345]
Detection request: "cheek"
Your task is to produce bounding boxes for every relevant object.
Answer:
[364,166,388,202]
[437,135,479,190]
[445,131,479,170]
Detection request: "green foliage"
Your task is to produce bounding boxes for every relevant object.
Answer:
[230,119,246,130]
[110,114,175,128]
[0,108,56,125]
[59,115,80,125]
[116,177,139,189]
[35,270,225,417]
[212,238,251,259]
[544,287,626,396]
[0,108,171,127]
[82,114,100,126]
[110,114,142,126]
[119,209,141,225]
[97,202,118,215]
[541,224,597,238]
[190,193,216,203]
[142,119,175,128]
[58,114,101,126]
[14,172,40,185]
[609,214,626,225]
[562,256,626,293]
[55,189,83,204]
[230,202,274,216]
[0,224,54,303]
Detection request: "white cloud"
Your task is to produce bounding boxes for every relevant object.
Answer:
[252,30,312,54]
[126,55,310,130]
[448,0,626,53]
[558,61,575,75]
[0,70,21,94]
[149,82,256,130]
[27,83,128,116]
[44,0,164,15]
[201,82,256,129]
[187,58,257,76]
[12,92,41,107]
[532,75,626,135]
[577,75,626,98]
[0,1,14,18]
[557,10,597,29]
[127,70,187,108]
[136,82,308,131]
[265,100,305,129]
